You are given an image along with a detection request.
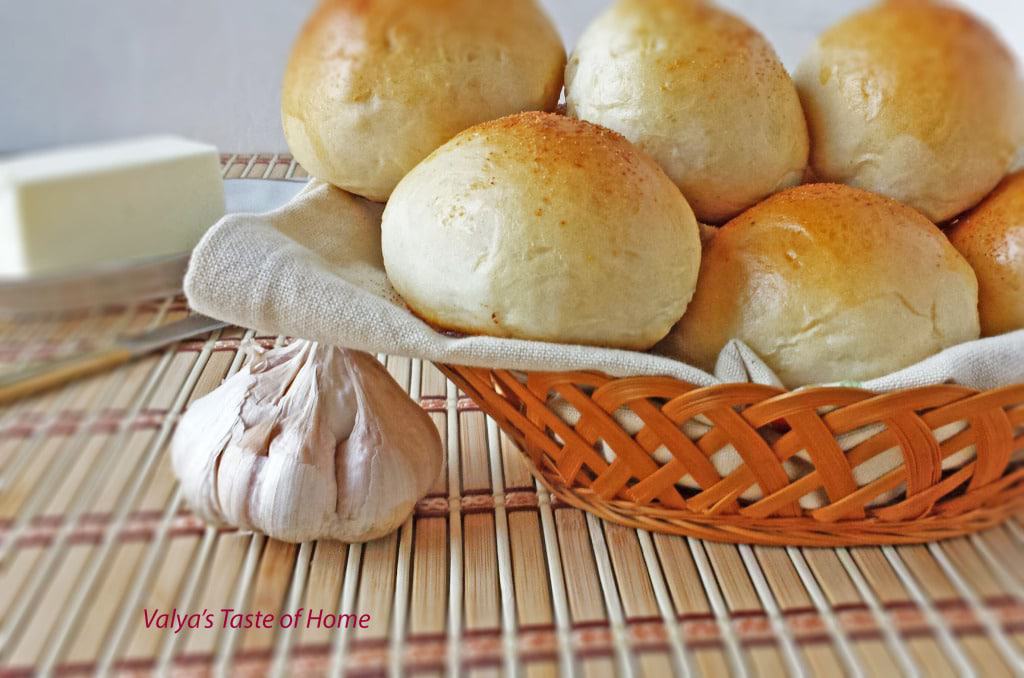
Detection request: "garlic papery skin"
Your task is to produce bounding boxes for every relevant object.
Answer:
[171,340,444,543]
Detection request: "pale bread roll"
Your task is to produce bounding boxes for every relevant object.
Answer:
[660,184,980,387]
[796,0,1024,223]
[949,171,1024,337]
[282,0,565,202]
[382,112,702,351]
[565,0,809,224]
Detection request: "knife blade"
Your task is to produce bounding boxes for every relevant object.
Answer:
[0,314,230,406]
[116,313,229,355]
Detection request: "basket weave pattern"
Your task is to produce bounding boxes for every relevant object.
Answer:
[440,365,1024,546]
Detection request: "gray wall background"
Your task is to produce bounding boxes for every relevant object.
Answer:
[1,0,1022,153]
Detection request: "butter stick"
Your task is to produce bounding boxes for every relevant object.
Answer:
[0,136,225,277]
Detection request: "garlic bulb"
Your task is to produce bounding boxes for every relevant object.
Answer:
[171,340,444,543]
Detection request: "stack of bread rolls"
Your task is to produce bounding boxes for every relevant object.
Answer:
[282,0,1024,388]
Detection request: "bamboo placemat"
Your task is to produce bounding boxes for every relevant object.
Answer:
[1,156,1024,677]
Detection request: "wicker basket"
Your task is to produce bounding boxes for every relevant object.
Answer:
[439,365,1024,546]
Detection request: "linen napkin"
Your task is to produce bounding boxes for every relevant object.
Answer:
[185,180,1024,393]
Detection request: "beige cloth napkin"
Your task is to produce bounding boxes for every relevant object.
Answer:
[185,180,1024,393]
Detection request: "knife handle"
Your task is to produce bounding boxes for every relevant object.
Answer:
[0,348,134,406]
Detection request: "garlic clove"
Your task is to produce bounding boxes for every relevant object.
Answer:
[171,340,444,544]
[331,351,445,541]
[169,368,250,527]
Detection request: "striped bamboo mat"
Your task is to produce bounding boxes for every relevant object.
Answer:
[1,156,1024,677]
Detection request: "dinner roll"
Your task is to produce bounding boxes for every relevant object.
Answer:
[282,0,565,202]
[660,184,980,387]
[565,0,809,224]
[796,0,1024,223]
[948,172,1024,337]
[382,112,702,350]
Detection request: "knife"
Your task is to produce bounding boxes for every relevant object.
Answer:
[0,314,229,406]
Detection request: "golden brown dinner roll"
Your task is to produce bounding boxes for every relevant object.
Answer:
[282,0,565,202]
[660,184,980,387]
[381,112,702,350]
[565,0,809,224]
[948,171,1024,337]
[796,0,1024,223]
